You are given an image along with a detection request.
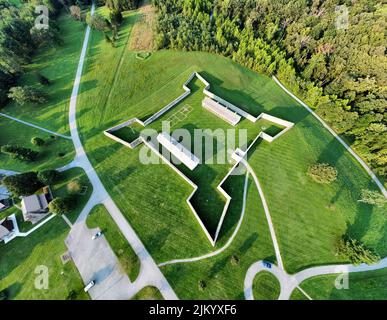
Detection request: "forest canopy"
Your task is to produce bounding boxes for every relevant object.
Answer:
[152,0,387,180]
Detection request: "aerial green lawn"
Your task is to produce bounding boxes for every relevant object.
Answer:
[72,6,387,298]
[0,217,88,300]
[0,117,74,172]
[252,271,281,300]
[2,13,85,136]
[292,269,387,300]
[86,205,140,282]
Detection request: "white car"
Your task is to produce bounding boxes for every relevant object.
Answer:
[84,280,95,292]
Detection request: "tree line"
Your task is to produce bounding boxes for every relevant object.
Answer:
[152,0,386,180]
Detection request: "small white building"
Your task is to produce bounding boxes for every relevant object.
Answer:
[157,132,200,170]
[202,97,241,126]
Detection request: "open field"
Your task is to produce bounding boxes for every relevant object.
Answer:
[291,269,387,300]
[86,205,140,282]
[0,117,74,172]
[252,271,281,300]
[2,13,85,136]
[0,217,88,300]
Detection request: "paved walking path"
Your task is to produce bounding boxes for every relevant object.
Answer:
[244,257,387,300]
[158,172,250,267]
[4,214,56,244]
[0,112,72,140]
[272,76,387,198]
[62,214,73,227]
[65,2,177,300]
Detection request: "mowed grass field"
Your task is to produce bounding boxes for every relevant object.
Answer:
[0,217,88,300]
[0,117,74,172]
[252,271,281,300]
[71,6,386,298]
[291,269,387,300]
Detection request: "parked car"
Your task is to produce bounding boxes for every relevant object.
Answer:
[92,231,102,240]
[84,280,95,292]
[262,261,272,269]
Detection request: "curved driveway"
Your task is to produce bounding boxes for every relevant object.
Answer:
[245,258,387,300]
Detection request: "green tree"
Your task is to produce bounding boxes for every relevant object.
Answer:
[8,86,48,105]
[38,169,59,185]
[359,189,387,208]
[336,236,380,265]
[1,171,42,196]
[31,137,45,146]
[48,197,72,215]
[307,163,338,184]
[1,144,39,162]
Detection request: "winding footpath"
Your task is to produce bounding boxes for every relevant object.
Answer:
[65,3,177,300]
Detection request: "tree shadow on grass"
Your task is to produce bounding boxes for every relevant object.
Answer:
[239,232,259,255]
[200,71,264,118]
[215,172,248,244]
[2,282,22,300]
[207,255,229,280]
[147,227,170,252]
[86,140,124,166]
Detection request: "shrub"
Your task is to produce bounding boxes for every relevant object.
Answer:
[37,74,50,86]
[69,5,82,20]
[8,86,48,105]
[198,280,206,291]
[307,163,338,184]
[110,9,123,26]
[230,255,240,266]
[49,197,72,215]
[2,172,42,196]
[86,13,111,32]
[0,290,7,300]
[1,144,39,162]
[31,137,45,146]
[38,169,59,185]
[336,236,380,265]
[67,179,82,194]
[66,290,77,300]
[358,189,387,208]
